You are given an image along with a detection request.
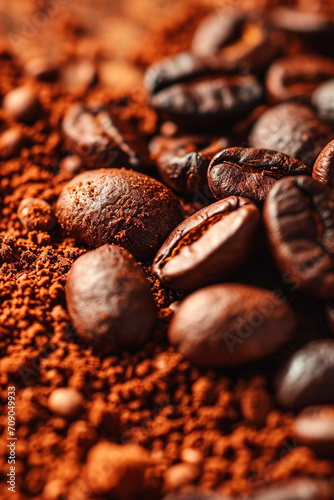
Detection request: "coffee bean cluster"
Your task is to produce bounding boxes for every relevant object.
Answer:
[56,6,334,492]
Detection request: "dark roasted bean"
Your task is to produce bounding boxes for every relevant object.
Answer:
[145,52,262,127]
[168,284,296,366]
[56,168,183,262]
[327,301,334,334]
[62,103,151,170]
[65,245,156,352]
[312,79,334,125]
[18,198,56,232]
[249,102,333,168]
[253,477,333,500]
[153,197,260,289]
[266,55,334,104]
[208,147,310,204]
[3,86,40,123]
[276,340,334,411]
[191,10,281,73]
[313,139,334,188]
[264,176,334,299]
[294,406,334,458]
[151,135,229,195]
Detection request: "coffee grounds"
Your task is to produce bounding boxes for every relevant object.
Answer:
[1,1,334,499]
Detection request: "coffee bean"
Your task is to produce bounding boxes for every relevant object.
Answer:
[59,155,83,175]
[65,245,156,352]
[62,103,151,170]
[164,463,200,492]
[47,388,83,419]
[153,197,260,289]
[191,10,280,73]
[3,86,40,122]
[249,102,332,168]
[57,168,183,261]
[253,477,333,500]
[151,135,229,195]
[208,147,310,205]
[24,57,60,82]
[0,127,27,158]
[145,52,262,127]
[313,79,334,125]
[313,139,334,188]
[264,176,334,299]
[163,493,230,500]
[168,284,296,366]
[294,406,334,458]
[266,55,334,104]
[18,198,56,232]
[276,340,334,411]
[326,301,334,334]
[85,442,150,498]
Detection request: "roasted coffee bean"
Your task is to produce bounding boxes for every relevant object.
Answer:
[265,55,334,104]
[208,147,310,205]
[294,406,334,458]
[264,176,334,299]
[48,388,83,419]
[326,302,334,334]
[276,340,334,411]
[0,128,27,158]
[249,102,333,169]
[151,135,229,195]
[312,79,334,125]
[145,52,262,127]
[168,284,296,366]
[268,6,334,56]
[253,477,333,500]
[3,86,40,122]
[24,57,60,81]
[163,491,229,500]
[313,139,334,188]
[56,168,183,261]
[59,155,83,175]
[65,245,156,352]
[153,197,260,289]
[191,10,280,73]
[18,198,56,232]
[62,103,150,170]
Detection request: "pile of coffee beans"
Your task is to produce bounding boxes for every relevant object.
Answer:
[2,0,334,498]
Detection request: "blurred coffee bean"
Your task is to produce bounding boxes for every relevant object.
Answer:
[3,86,40,123]
[313,139,334,188]
[59,155,83,175]
[326,302,334,334]
[191,10,281,73]
[163,493,229,500]
[85,442,150,498]
[164,463,200,492]
[56,168,183,261]
[25,57,60,81]
[151,135,229,195]
[0,127,27,158]
[276,340,334,411]
[18,198,56,232]
[253,477,333,500]
[208,147,310,204]
[145,52,262,127]
[264,176,334,299]
[62,103,151,170]
[153,197,260,289]
[48,388,83,419]
[268,7,334,56]
[266,55,334,104]
[62,60,97,91]
[312,79,334,125]
[294,406,334,458]
[249,102,332,168]
[169,284,296,366]
[66,245,156,352]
